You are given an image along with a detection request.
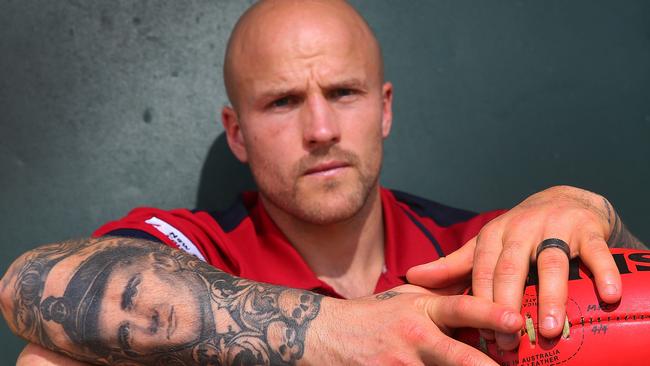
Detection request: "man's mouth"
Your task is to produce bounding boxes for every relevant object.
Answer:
[166,306,177,339]
[303,161,350,176]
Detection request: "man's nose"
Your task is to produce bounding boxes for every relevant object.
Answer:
[301,94,341,149]
[127,310,161,335]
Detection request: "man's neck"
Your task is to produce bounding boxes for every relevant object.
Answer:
[261,187,385,299]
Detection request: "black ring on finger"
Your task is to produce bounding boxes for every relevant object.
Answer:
[536,238,570,261]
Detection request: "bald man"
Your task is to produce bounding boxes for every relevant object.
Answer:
[2,1,645,365]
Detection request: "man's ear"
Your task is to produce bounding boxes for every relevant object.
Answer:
[222,106,248,163]
[381,82,393,138]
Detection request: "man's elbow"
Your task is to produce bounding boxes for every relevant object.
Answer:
[0,250,33,331]
[0,256,19,324]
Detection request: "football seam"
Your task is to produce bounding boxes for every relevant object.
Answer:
[568,312,650,326]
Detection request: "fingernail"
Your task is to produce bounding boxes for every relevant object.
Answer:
[605,284,618,296]
[542,315,558,331]
[504,311,520,328]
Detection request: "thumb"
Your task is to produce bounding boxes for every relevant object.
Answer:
[406,237,476,288]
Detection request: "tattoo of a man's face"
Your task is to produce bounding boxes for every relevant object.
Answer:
[8,236,323,365]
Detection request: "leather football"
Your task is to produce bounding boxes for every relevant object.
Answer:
[456,248,650,366]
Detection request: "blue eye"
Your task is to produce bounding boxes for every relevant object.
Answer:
[334,89,353,97]
[268,94,302,110]
[274,97,289,107]
[329,88,357,100]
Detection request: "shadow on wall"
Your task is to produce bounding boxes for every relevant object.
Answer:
[195,132,256,211]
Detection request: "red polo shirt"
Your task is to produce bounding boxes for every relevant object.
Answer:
[93,188,505,298]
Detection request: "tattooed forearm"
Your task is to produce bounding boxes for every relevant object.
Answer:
[0,237,323,365]
[603,198,647,249]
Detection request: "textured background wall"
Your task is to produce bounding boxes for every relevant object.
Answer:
[1,0,649,362]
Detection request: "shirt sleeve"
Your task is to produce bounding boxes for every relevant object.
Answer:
[93,207,237,273]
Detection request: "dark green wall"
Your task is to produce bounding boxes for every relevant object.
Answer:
[1,0,648,362]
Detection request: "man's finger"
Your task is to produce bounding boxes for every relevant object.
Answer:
[406,239,475,288]
[492,236,534,350]
[426,295,523,333]
[472,229,505,301]
[578,233,622,304]
[535,242,570,339]
[420,295,522,365]
[421,335,500,366]
[471,229,507,345]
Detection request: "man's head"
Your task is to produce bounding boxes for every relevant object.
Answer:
[222,0,393,225]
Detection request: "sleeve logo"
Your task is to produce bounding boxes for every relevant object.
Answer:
[145,216,206,261]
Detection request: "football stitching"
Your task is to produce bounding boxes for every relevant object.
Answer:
[517,296,650,366]
[571,312,650,325]
[555,296,584,365]
[516,297,585,366]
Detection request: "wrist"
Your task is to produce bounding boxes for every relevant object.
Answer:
[601,196,619,242]
[298,296,348,365]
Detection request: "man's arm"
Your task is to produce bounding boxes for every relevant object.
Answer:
[1,236,325,365]
[1,236,523,366]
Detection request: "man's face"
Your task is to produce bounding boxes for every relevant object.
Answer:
[98,258,208,355]
[224,2,393,225]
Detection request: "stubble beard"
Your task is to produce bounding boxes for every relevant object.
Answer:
[251,146,382,225]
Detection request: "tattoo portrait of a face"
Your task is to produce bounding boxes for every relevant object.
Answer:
[9,237,323,365]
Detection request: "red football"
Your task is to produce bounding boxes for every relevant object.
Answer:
[456,248,650,366]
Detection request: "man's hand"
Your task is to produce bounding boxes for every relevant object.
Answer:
[305,284,523,366]
[407,185,645,351]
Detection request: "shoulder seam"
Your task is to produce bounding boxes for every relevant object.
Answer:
[194,196,250,233]
[390,189,478,227]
